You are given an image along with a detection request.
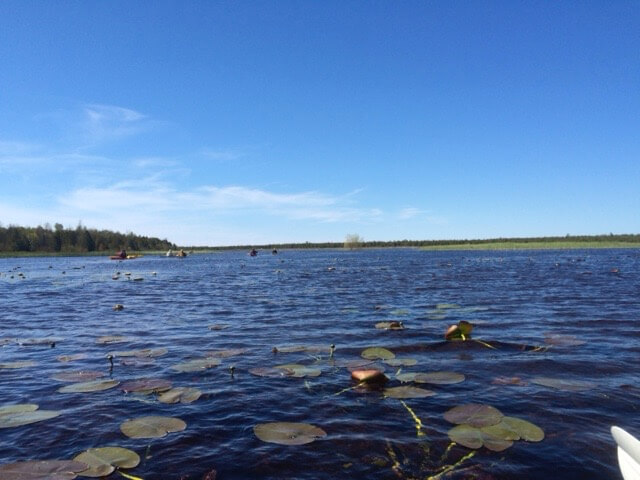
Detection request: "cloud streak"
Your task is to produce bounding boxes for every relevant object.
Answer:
[82,104,151,143]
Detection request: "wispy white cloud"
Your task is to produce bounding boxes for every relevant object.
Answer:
[82,104,151,143]
[58,181,380,224]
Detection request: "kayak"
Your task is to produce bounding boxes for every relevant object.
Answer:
[612,426,640,480]
[109,255,142,260]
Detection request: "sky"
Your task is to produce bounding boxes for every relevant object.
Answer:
[0,1,638,246]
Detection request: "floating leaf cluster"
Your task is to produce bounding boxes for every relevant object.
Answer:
[445,403,544,452]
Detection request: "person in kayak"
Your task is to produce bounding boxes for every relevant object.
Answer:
[118,249,127,259]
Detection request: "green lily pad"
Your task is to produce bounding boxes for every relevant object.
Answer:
[0,460,88,479]
[58,379,119,393]
[444,404,503,428]
[0,404,38,415]
[254,422,327,445]
[52,371,104,382]
[413,371,465,385]
[275,364,322,378]
[448,424,513,452]
[120,378,172,394]
[384,358,417,367]
[0,409,61,428]
[73,447,140,477]
[171,358,221,373]
[120,416,186,439]
[158,387,202,404]
[390,309,410,316]
[383,386,436,398]
[396,372,418,382]
[0,361,37,369]
[486,416,545,442]
[361,347,395,360]
[531,377,596,392]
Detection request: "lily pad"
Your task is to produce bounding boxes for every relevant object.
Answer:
[383,386,435,398]
[56,354,87,363]
[0,409,61,428]
[96,336,130,345]
[444,404,503,428]
[254,422,327,445]
[206,348,247,358]
[119,357,156,366]
[18,337,62,346]
[275,364,321,378]
[413,371,465,385]
[436,303,460,310]
[52,371,104,382]
[73,447,140,477]
[375,321,405,330]
[274,345,331,354]
[0,460,88,480]
[0,360,37,369]
[249,367,293,378]
[384,358,418,367]
[120,378,172,394]
[361,347,395,360]
[109,348,167,358]
[448,424,513,452]
[486,416,545,442]
[340,359,378,371]
[120,415,186,439]
[208,324,229,330]
[531,377,596,392]
[396,372,419,383]
[171,358,220,373]
[58,379,119,393]
[158,387,202,404]
[0,404,38,415]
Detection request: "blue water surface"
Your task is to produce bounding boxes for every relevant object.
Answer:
[1,248,639,479]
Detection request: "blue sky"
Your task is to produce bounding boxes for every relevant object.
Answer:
[1,1,638,246]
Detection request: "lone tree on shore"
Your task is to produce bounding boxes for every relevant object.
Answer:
[344,233,364,250]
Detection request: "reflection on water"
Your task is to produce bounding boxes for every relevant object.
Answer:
[1,249,639,479]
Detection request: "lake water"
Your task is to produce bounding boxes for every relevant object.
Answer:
[1,248,639,479]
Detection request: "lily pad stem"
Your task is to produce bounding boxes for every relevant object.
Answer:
[399,400,426,438]
[428,450,476,480]
[331,381,365,397]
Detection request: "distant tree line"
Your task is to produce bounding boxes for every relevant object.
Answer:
[0,223,175,253]
[188,233,640,251]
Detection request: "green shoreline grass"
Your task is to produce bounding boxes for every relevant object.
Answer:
[418,240,640,251]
